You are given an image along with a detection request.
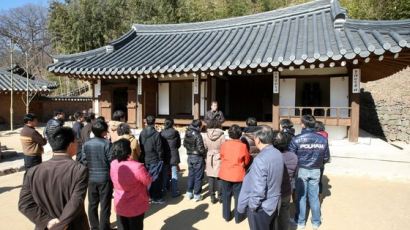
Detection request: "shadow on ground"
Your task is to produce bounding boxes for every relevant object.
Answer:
[289,175,332,228]
[161,203,209,230]
[0,185,22,194]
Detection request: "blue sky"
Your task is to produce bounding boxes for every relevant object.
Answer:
[0,0,48,10]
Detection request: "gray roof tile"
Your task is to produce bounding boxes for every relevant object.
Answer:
[48,0,410,77]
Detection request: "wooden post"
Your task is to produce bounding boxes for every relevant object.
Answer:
[349,68,361,142]
[207,75,212,110]
[193,74,200,120]
[272,71,280,130]
[136,77,143,129]
[127,88,137,127]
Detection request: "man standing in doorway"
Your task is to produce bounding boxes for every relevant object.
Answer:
[289,115,330,230]
[20,113,47,170]
[205,101,225,125]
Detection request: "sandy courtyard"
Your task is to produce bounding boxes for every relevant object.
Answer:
[1,168,410,230]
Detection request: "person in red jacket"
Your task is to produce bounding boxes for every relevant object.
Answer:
[219,125,251,223]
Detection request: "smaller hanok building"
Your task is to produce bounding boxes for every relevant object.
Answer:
[47,0,410,141]
[0,66,57,127]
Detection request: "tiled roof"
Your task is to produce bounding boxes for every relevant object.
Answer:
[48,0,410,78]
[0,68,55,93]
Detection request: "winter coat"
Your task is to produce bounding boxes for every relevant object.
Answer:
[139,125,164,164]
[280,150,298,197]
[219,139,251,182]
[44,118,64,140]
[289,128,330,169]
[240,126,260,158]
[204,110,225,125]
[160,128,181,165]
[183,125,206,157]
[202,128,226,177]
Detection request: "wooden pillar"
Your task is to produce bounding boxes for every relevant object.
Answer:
[272,71,280,130]
[349,68,361,142]
[100,87,112,121]
[193,74,200,120]
[136,78,143,129]
[91,81,95,113]
[207,75,212,110]
[127,88,137,127]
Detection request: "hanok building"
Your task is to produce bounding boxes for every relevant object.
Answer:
[47,0,410,142]
[0,66,57,126]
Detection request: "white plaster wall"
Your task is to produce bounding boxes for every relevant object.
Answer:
[279,78,296,116]
[158,82,170,115]
[330,77,349,118]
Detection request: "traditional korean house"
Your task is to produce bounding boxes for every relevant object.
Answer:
[47,0,410,141]
[0,66,57,127]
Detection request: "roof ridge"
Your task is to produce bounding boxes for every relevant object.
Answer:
[132,0,332,33]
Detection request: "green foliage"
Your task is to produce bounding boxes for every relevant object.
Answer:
[48,0,410,54]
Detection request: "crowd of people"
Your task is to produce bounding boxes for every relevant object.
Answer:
[17,101,330,230]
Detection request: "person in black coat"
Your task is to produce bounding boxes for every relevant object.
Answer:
[160,118,182,197]
[183,119,207,201]
[139,115,165,204]
[44,110,65,141]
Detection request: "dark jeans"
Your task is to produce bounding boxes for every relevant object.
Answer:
[162,164,170,193]
[208,176,221,198]
[277,195,291,230]
[221,180,244,223]
[117,213,144,230]
[187,155,204,195]
[88,181,113,230]
[146,161,164,200]
[23,155,42,170]
[247,209,276,230]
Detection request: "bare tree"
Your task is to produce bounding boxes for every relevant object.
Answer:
[0,4,52,77]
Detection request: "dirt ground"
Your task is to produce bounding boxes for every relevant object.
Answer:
[1,169,410,230]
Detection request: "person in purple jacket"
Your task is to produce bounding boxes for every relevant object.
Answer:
[272,130,298,230]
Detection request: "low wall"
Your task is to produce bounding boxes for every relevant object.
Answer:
[0,94,93,130]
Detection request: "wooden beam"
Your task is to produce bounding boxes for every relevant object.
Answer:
[207,75,212,110]
[349,68,360,142]
[136,78,143,128]
[272,71,280,130]
[193,75,200,120]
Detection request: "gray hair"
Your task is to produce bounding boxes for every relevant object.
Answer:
[254,125,274,144]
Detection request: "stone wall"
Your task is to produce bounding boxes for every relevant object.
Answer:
[360,67,410,143]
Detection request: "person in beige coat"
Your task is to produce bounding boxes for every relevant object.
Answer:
[203,119,226,204]
[117,123,141,161]
[108,110,126,143]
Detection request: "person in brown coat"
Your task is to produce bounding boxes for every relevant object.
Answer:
[18,127,89,230]
[20,113,47,170]
[202,119,226,204]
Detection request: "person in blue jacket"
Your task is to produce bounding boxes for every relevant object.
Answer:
[289,115,330,230]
